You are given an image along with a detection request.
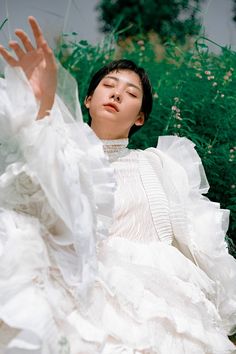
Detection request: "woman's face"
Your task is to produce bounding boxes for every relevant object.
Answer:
[85,69,145,139]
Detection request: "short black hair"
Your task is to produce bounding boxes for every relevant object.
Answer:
[85,59,153,137]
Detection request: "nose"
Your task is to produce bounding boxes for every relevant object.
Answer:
[111,91,121,102]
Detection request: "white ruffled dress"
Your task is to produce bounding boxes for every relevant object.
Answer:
[0,66,236,354]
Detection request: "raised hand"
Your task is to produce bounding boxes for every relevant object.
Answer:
[0,16,57,119]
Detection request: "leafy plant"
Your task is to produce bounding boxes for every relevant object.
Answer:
[96,0,205,43]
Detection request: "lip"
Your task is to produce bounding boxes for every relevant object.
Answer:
[103,103,119,112]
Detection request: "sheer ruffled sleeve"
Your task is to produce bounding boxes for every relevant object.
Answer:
[148,135,236,334]
[0,65,116,297]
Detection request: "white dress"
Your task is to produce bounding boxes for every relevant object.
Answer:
[0,66,236,354]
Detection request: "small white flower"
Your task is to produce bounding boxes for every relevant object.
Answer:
[207,75,215,80]
[176,115,182,121]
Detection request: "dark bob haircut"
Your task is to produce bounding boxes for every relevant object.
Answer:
[85,59,153,137]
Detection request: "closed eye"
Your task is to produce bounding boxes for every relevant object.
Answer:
[128,92,137,97]
[103,83,114,88]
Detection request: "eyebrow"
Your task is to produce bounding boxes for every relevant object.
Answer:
[104,75,142,91]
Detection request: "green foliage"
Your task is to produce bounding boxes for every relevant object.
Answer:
[55,33,117,117]
[57,33,236,257]
[96,0,204,43]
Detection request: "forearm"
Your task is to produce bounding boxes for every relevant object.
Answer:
[37,93,55,120]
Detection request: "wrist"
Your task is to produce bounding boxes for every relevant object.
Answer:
[37,94,55,120]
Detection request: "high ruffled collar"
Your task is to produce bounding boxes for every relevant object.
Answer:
[102,138,129,162]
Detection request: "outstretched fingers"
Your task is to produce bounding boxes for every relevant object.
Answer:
[9,41,25,60]
[14,29,34,52]
[28,16,45,49]
[41,41,57,71]
[27,16,56,70]
[11,16,44,53]
[0,45,18,66]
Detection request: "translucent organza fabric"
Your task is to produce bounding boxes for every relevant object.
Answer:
[0,65,235,353]
[0,65,116,299]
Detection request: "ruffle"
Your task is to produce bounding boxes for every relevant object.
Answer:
[70,237,235,353]
[0,209,60,353]
[0,208,107,354]
[0,65,116,293]
[148,135,236,335]
[0,65,116,352]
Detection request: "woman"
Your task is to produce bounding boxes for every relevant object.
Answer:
[0,17,235,354]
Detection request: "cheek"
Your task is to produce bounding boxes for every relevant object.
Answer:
[128,100,142,115]
[88,102,98,118]
[90,90,104,107]
[87,94,104,118]
[87,95,99,111]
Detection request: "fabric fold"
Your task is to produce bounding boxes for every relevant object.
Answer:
[0,65,115,353]
[151,135,236,334]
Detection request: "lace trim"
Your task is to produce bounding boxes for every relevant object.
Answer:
[102,138,129,162]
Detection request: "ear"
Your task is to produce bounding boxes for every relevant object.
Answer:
[84,96,91,109]
[134,112,145,126]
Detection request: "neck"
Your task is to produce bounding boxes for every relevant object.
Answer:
[91,122,129,140]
